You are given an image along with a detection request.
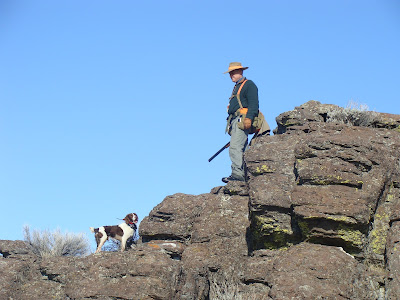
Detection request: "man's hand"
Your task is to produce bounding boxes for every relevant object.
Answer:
[243,118,252,130]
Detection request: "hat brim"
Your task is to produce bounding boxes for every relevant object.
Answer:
[223,66,248,74]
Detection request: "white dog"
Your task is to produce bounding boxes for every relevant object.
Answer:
[90,213,138,253]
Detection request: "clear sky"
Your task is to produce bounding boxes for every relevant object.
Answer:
[1,0,399,250]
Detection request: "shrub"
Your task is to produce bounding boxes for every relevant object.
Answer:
[209,276,242,300]
[327,100,378,127]
[23,225,90,257]
[208,272,270,300]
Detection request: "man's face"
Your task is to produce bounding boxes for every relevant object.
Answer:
[229,69,243,83]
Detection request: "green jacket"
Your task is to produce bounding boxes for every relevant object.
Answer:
[227,77,259,121]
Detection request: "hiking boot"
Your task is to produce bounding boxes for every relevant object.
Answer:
[222,176,245,183]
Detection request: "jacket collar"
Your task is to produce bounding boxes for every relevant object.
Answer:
[235,76,246,85]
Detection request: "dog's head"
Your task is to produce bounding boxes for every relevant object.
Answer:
[123,213,138,225]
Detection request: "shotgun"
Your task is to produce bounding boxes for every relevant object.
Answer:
[208,142,230,162]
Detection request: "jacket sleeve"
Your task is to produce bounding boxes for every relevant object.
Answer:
[245,81,259,121]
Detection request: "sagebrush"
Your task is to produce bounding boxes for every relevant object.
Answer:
[23,225,90,257]
[209,276,242,300]
[327,100,378,127]
[209,273,269,300]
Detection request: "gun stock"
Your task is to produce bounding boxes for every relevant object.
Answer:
[208,142,230,162]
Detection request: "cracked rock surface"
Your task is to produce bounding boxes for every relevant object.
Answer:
[1,101,399,299]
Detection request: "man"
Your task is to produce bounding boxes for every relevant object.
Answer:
[222,62,259,183]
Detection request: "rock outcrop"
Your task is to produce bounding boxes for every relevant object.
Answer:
[1,101,399,299]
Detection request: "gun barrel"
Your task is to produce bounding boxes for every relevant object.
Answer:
[208,142,230,162]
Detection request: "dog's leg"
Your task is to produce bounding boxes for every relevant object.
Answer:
[120,234,129,252]
[95,227,108,253]
[96,235,107,253]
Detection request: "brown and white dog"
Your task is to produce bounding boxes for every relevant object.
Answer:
[89,213,138,253]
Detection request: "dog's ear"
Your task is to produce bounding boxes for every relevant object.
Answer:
[132,213,138,223]
[123,214,130,223]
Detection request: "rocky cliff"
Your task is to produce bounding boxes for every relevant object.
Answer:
[1,101,400,300]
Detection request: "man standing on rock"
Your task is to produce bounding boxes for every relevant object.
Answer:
[222,62,259,183]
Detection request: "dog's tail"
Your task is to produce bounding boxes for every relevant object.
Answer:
[89,227,97,233]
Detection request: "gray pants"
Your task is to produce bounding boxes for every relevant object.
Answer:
[229,116,249,181]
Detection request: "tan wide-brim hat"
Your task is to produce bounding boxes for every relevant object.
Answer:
[223,62,249,74]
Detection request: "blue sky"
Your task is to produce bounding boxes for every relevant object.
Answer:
[1,0,399,250]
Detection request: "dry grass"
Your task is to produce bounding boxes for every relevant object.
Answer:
[23,225,90,257]
[327,100,378,127]
[209,273,269,300]
[209,277,242,299]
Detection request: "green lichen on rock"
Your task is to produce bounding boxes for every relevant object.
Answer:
[313,178,330,185]
[337,224,364,248]
[308,174,340,185]
[309,174,362,187]
[367,192,393,255]
[297,216,366,252]
[297,220,310,239]
[253,164,276,175]
[251,214,294,250]
[326,215,358,225]
[369,224,389,255]
[283,119,302,127]
[228,189,239,195]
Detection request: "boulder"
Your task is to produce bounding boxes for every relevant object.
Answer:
[1,101,399,299]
